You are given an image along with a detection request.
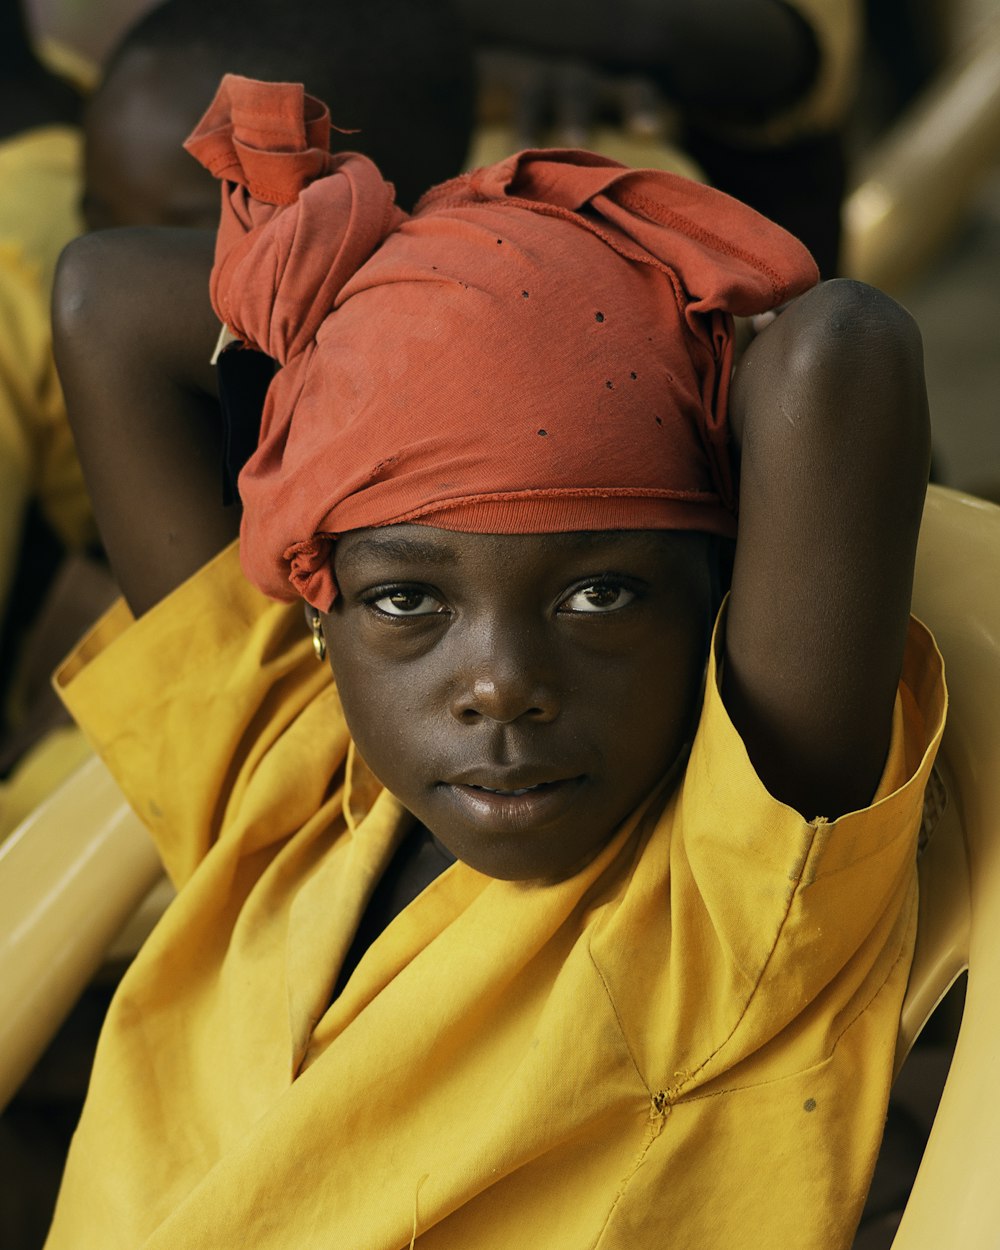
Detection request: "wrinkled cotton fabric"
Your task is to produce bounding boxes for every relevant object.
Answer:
[47,547,945,1250]
[184,75,818,609]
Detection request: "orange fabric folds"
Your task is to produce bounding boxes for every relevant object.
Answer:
[184,75,819,610]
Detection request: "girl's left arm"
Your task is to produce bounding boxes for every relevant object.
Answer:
[722,278,930,820]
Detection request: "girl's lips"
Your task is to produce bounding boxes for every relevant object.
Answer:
[441,777,585,830]
[466,781,557,797]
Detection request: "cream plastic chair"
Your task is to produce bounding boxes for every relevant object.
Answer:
[0,753,162,1110]
[890,484,1000,1248]
[0,485,996,1239]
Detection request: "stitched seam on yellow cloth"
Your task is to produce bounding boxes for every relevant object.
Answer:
[676,914,916,1107]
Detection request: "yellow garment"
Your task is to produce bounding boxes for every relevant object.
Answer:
[48,543,945,1250]
[0,125,93,613]
[35,35,100,94]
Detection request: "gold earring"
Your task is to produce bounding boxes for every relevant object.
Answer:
[309,610,326,661]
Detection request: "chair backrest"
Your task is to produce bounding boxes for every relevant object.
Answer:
[892,484,1000,1248]
[0,752,161,1110]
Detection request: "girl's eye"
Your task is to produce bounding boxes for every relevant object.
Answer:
[369,588,444,617]
[561,583,636,613]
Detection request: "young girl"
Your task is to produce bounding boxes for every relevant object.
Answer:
[47,75,943,1249]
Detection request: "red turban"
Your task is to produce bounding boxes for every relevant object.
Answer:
[185,75,818,611]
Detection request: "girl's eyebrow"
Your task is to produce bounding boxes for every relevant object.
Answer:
[337,534,461,569]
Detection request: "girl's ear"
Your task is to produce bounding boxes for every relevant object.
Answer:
[302,602,327,661]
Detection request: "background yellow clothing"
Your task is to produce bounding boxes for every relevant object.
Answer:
[49,544,945,1249]
[0,126,93,615]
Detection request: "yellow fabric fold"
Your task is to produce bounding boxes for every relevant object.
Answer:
[0,126,92,572]
[48,543,945,1250]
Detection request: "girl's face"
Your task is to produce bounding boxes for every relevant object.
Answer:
[322,526,712,882]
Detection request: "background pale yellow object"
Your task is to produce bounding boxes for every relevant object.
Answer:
[889,487,1000,1249]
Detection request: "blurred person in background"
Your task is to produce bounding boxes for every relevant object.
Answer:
[0,0,95,819]
[460,0,860,276]
[0,0,475,834]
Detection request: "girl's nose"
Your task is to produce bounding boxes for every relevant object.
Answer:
[449,640,560,725]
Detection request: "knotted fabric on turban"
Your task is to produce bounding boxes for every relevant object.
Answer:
[185,75,819,611]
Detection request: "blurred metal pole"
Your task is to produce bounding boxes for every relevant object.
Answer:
[844,18,1000,294]
[0,753,162,1111]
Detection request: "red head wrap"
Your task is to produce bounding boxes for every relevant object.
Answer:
[185,75,819,610]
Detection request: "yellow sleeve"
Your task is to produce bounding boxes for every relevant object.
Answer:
[662,613,945,1073]
[0,250,41,609]
[0,248,93,555]
[0,127,93,553]
[54,543,348,889]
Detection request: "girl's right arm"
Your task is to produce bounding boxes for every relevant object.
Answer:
[53,230,338,890]
[53,227,240,616]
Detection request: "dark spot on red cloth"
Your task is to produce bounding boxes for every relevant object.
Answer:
[655,416,663,426]
[537,428,548,437]
[595,311,605,322]
[497,238,503,244]
[522,290,530,298]
[605,380,614,389]
[630,371,638,380]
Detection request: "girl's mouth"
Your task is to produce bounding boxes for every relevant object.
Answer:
[467,782,551,797]
[440,777,586,830]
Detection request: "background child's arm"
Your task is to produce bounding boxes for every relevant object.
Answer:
[724,278,930,820]
[53,228,238,616]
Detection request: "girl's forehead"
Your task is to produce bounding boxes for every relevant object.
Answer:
[333,524,711,580]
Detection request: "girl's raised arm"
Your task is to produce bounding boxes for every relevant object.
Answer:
[723,278,930,820]
[53,227,239,615]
